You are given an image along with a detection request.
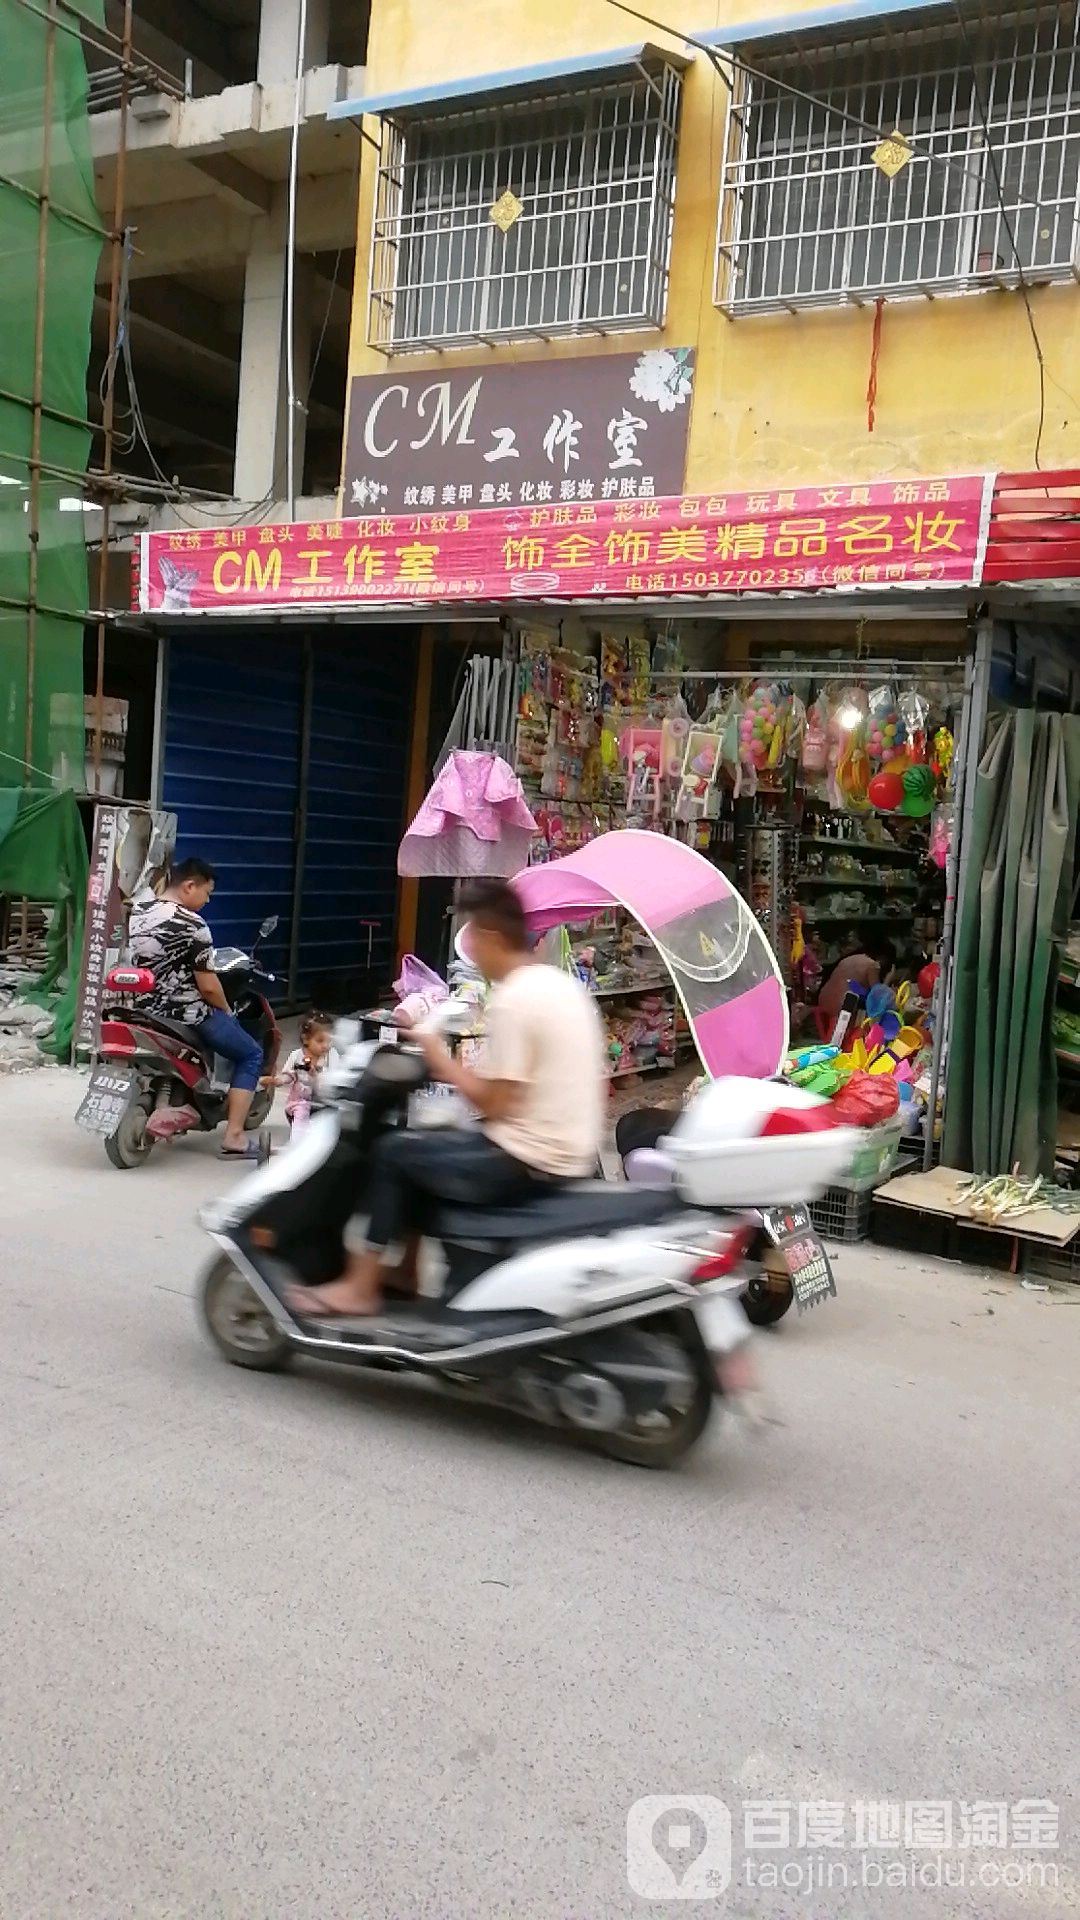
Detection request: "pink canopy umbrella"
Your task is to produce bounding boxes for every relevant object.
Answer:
[513,830,788,1080]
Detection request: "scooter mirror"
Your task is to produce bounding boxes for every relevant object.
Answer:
[258,914,279,940]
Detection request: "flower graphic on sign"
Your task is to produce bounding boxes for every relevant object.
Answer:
[628,347,694,414]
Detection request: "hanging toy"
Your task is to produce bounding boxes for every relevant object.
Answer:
[720,690,742,779]
[931,725,955,787]
[627,633,651,705]
[802,693,829,774]
[661,696,691,779]
[784,692,806,765]
[740,682,780,772]
[929,801,953,867]
[828,686,869,808]
[868,770,905,812]
[679,727,723,814]
[900,763,936,818]
[866,684,901,771]
[899,689,930,764]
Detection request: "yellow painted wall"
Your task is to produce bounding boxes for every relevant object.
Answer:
[345,0,1080,490]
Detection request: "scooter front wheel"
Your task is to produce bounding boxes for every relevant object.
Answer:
[104,1097,154,1170]
[201,1254,293,1371]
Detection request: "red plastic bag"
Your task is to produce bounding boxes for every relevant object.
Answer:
[830,1070,899,1127]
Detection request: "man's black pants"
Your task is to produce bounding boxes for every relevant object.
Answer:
[365,1126,544,1251]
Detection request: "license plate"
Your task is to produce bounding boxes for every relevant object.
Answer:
[778,1232,836,1313]
[76,1064,137,1136]
[760,1206,835,1311]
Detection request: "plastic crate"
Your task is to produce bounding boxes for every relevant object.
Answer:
[1023,1238,1080,1286]
[838,1113,904,1193]
[809,1186,873,1244]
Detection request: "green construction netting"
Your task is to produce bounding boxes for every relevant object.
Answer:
[0,0,105,789]
[0,785,87,1057]
[944,711,1080,1178]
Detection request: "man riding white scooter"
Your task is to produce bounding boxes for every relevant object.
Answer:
[287,877,607,1318]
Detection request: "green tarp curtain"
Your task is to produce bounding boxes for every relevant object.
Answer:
[0,785,87,1058]
[944,711,1080,1177]
[0,0,105,787]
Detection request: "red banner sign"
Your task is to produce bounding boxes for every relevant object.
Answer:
[138,475,991,614]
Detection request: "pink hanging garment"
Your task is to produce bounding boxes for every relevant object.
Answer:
[398,750,538,878]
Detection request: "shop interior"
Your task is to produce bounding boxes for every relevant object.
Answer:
[498,609,964,1169]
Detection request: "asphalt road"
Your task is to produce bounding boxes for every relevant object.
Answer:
[2,1067,1078,1919]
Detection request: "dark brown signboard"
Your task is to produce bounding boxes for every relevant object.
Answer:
[342,347,696,516]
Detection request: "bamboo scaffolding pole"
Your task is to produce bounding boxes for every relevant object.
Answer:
[23,0,59,789]
[91,0,133,790]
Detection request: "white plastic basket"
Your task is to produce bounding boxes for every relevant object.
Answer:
[669,1128,862,1207]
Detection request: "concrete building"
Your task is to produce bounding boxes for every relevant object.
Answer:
[340,0,1080,488]
[89,0,370,522]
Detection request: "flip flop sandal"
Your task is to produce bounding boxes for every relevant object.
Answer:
[287,1285,380,1321]
[219,1142,262,1160]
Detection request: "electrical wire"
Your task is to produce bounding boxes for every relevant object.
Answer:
[600,0,732,81]
[605,0,1063,468]
[284,0,310,518]
[951,0,1047,469]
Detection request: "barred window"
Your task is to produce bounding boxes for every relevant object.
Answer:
[368,63,682,350]
[715,2,1080,314]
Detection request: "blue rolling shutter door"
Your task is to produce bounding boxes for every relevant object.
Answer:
[162,630,303,983]
[297,637,416,1000]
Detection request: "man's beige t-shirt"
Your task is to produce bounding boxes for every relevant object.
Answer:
[479,963,607,1177]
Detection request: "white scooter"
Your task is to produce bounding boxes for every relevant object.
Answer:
[197,1035,857,1468]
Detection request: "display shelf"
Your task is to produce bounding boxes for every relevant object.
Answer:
[798,876,918,891]
[609,1058,675,1081]
[590,978,672,1000]
[802,912,915,926]
[800,835,924,860]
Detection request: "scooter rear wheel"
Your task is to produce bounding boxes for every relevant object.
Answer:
[201,1254,293,1371]
[104,1098,154,1170]
[597,1370,713,1467]
[741,1264,795,1327]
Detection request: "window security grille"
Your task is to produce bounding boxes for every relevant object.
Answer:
[715,2,1080,314]
[368,64,682,349]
